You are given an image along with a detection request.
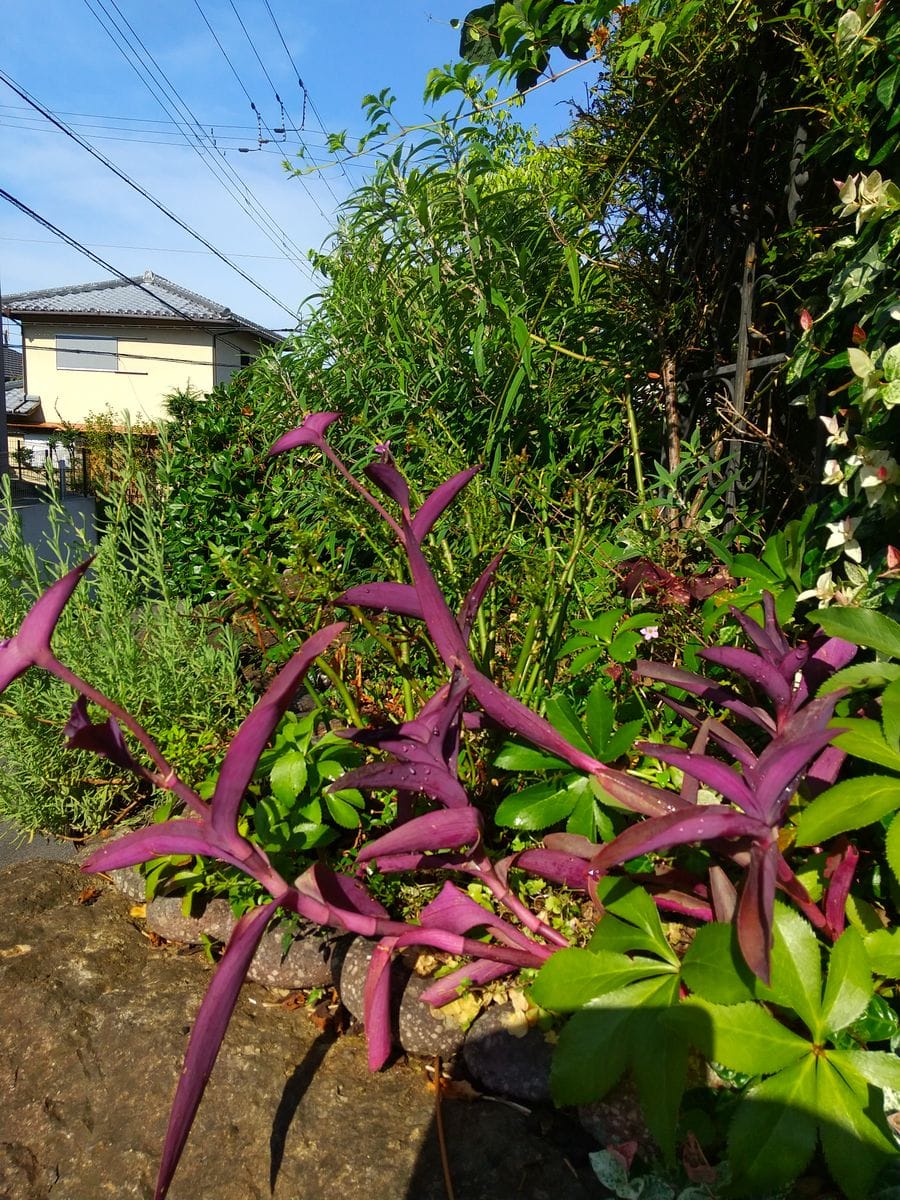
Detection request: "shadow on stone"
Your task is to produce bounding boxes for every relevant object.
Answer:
[269,1028,336,1192]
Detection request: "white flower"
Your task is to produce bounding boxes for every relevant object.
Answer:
[822,459,844,487]
[825,516,862,563]
[858,449,900,507]
[798,570,837,606]
[640,626,660,641]
[819,414,848,448]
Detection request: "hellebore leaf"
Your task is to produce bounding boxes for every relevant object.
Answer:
[726,1056,818,1197]
[755,904,822,1029]
[412,466,480,542]
[816,1055,898,1200]
[530,947,666,1011]
[794,775,900,845]
[683,996,810,1076]
[211,623,346,844]
[820,927,873,1036]
[356,807,482,863]
[0,558,92,690]
[266,412,340,456]
[681,922,757,1004]
[155,899,280,1200]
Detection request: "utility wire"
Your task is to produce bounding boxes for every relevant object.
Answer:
[0,70,298,318]
[83,0,315,275]
[0,234,288,260]
[227,0,342,205]
[0,186,292,353]
[261,0,358,189]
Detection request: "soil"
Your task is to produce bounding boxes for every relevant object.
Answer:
[0,860,602,1200]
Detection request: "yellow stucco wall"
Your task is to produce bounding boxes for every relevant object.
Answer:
[22,322,265,427]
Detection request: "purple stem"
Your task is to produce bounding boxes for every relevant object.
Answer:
[467,850,570,948]
[321,445,404,540]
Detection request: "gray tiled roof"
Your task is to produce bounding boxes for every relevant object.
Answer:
[3,345,23,381]
[3,272,279,342]
[5,386,41,418]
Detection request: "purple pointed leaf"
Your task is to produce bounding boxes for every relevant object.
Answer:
[333,761,469,807]
[411,467,480,542]
[750,728,841,824]
[303,862,390,919]
[81,820,251,875]
[419,882,535,950]
[637,742,759,815]
[211,622,346,844]
[384,925,553,967]
[402,516,472,665]
[729,605,785,664]
[154,898,279,1199]
[699,646,792,710]
[458,552,505,641]
[0,558,92,690]
[363,937,398,1071]
[736,841,779,984]
[64,696,142,773]
[760,592,791,657]
[543,832,599,859]
[364,461,411,512]
[361,850,472,874]
[709,865,737,923]
[636,659,775,732]
[357,808,482,864]
[420,959,512,1007]
[805,744,846,798]
[513,848,590,890]
[661,697,757,770]
[336,582,423,620]
[649,888,713,921]
[588,807,769,882]
[267,412,340,457]
[824,839,859,937]
[793,635,858,708]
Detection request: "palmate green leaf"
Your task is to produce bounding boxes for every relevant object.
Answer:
[544,694,592,755]
[530,947,666,1011]
[493,740,565,770]
[548,976,677,1107]
[820,661,900,695]
[584,683,613,751]
[816,1056,898,1200]
[726,1055,818,1196]
[599,719,643,763]
[865,927,900,978]
[816,608,900,659]
[681,922,757,1004]
[589,912,668,958]
[795,775,900,845]
[494,776,580,830]
[268,748,308,805]
[887,813,900,886]
[594,876,678,964]
[756,905,822,1034]
[831,1048,900,1092]
[683,997,810,1076]
[821,928,874,1037]
[832,719,900,773]
[632,979,688,1163]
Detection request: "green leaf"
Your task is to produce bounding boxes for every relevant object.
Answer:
[831,1048,900,1092]
[682,998,810,1076]
[493,741,565,770]
[816,608,900,659]
[583,683,613,751]
[883,678,900,754]
[544,695,592,754]
[494,778,577,830]
[819,662,900,694]
[816,1056,898,1200]
[632,983,688,1163]
[550,1004,631,1106]
[530,947,664,1011]
[886,812,900,887]
[756,906,823,1034]
[832,719,900,773]
[324,792,363,829]
[681,922,757,1004]
[594,876,678,964]
[269,749,308,805]
[727,1056,818,1195]
[864,927,900,978]
[599,719,643,763]
[821,928,874,1036]
[795,775,900,845]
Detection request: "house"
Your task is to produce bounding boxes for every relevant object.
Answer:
[2,271,281,463]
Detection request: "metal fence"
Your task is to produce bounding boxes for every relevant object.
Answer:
[7,449,91,506]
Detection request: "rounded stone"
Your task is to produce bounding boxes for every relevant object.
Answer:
[462,1002,553,1103]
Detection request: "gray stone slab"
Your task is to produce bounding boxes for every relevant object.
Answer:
[0,861,600,1200]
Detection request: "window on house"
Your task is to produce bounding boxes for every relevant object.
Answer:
[240,352,253,368]
[56,334,119,372]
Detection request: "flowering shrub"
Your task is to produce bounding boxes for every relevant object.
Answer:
[2,416,898,1198]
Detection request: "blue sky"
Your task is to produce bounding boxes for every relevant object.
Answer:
[1,2,590,335]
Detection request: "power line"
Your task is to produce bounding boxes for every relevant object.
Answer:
[0,186,289,354]
[0,234,288,260]
[82,0,316,275]
[191,0,338,222]
[261,0,359,190]
[13,340,270,370]
[0,70,298,318]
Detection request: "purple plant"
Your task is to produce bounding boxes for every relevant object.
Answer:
[0,414,859,1196]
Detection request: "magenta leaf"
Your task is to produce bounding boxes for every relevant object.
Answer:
[411,467,480,542]
[81,819,252,875]
[0,558,92,690]
[402,515,472,665]
[749,727,841,823]
[211,622,346,845]
[636,659,775,732]
[736,841,779,983]
[660,697,757,770]
[637,742,759,815]
[304,862,390,919]
[699,646,792,710]
[363,937,398,1070]
[513,848,590,890]
[356,808,483,864]
[824,839,859,937]
[543,832,598,859]
[419,881,536,950]
[266,412,340,457]
[64,696,141,773]
[458,552,505,641]
[364,461,411,512]
[336,582,423,620]
[419,958,513,1006]
[155,899,280,1199]
[730,605,786,664]
[333,760,469,807]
